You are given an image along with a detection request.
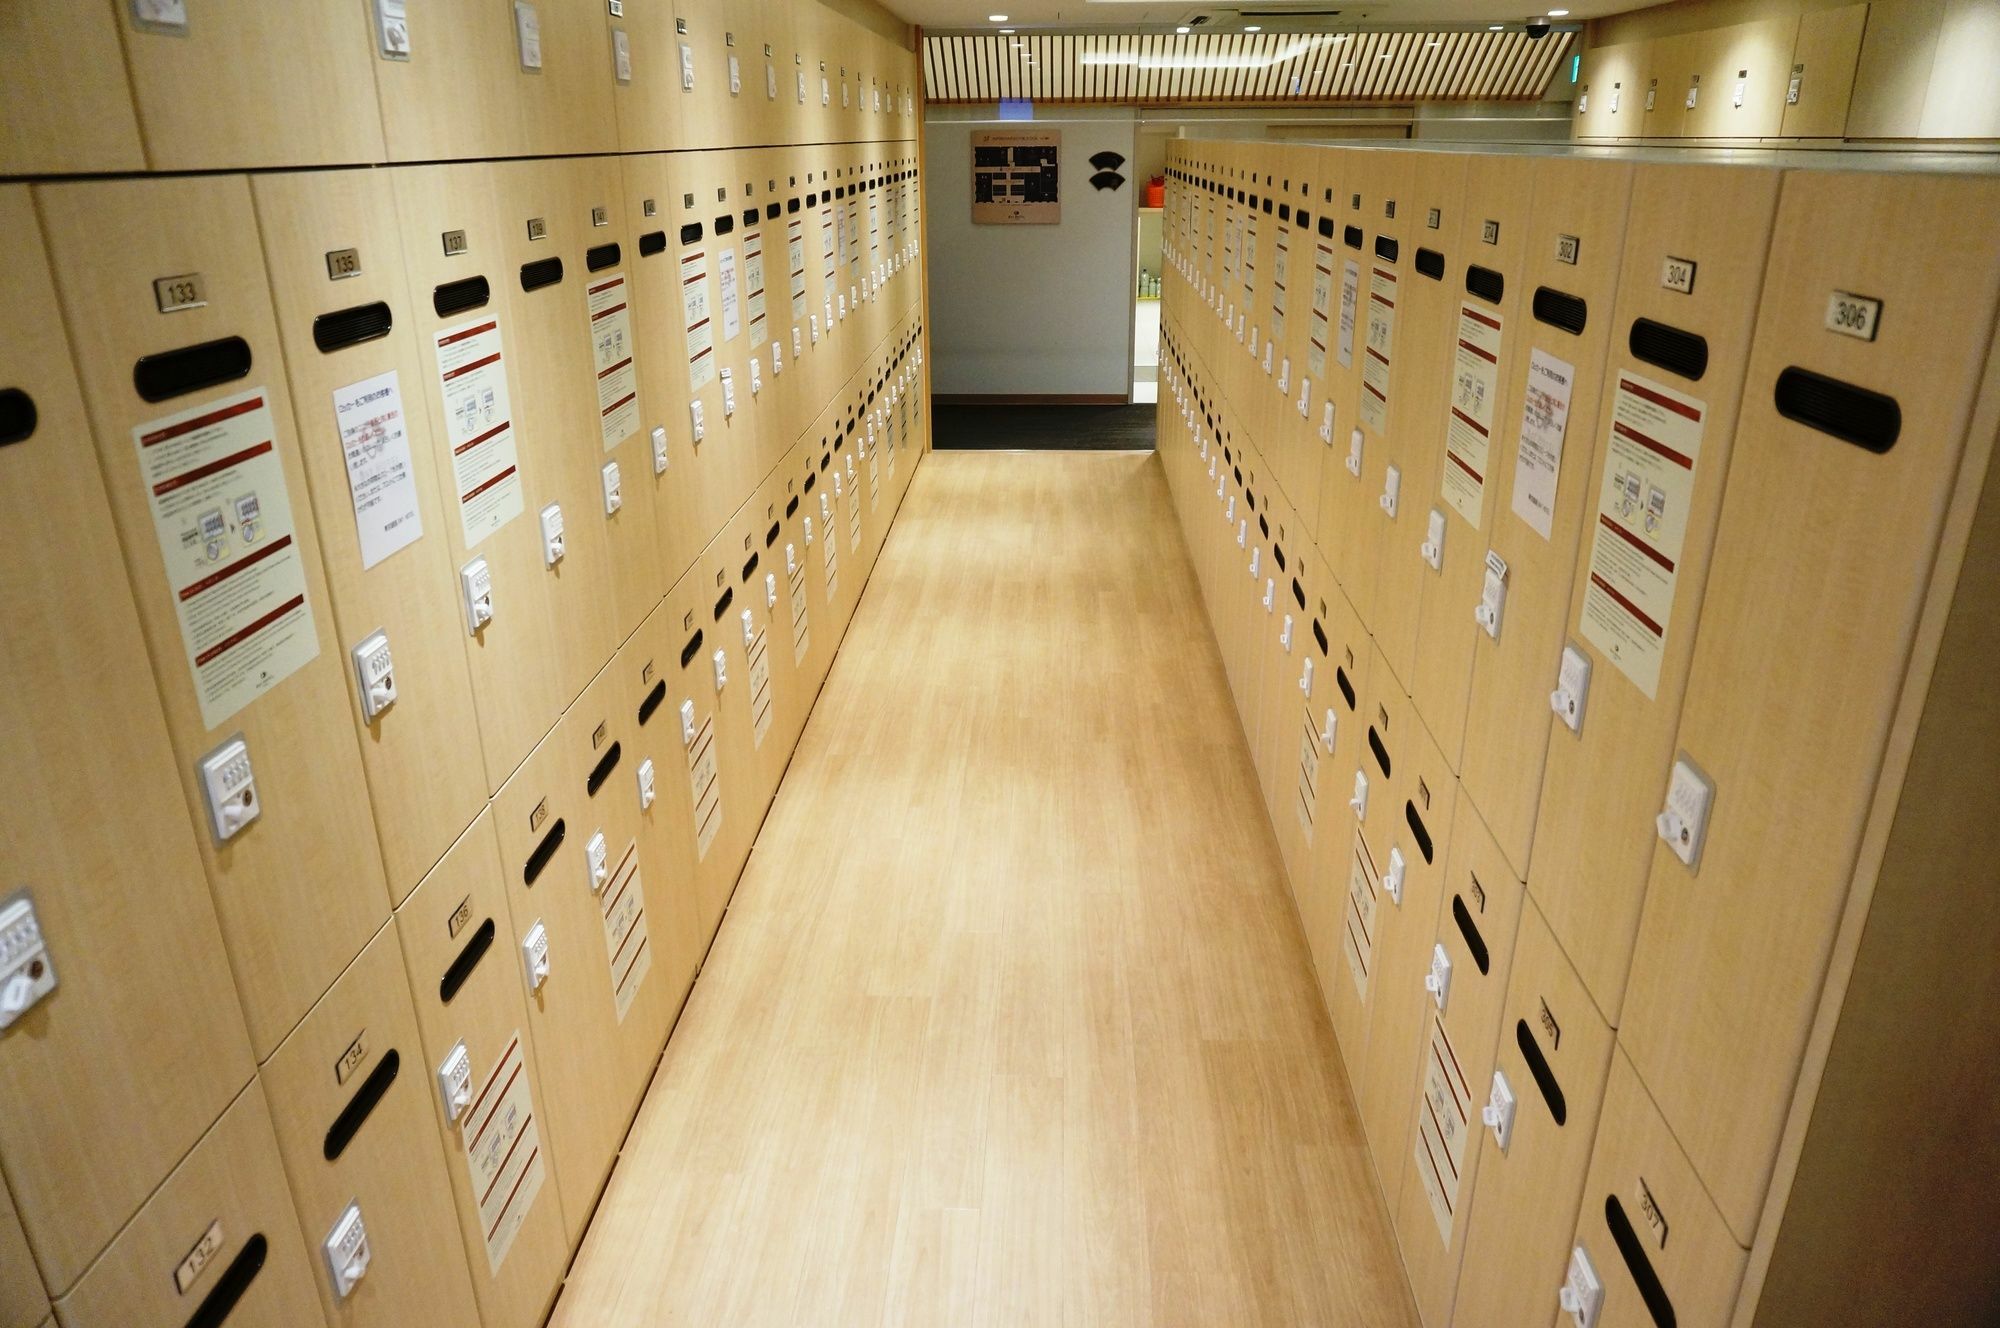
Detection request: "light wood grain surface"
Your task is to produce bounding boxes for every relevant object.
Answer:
[553,451,1416,1326]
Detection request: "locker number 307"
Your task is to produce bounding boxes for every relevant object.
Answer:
[1825,290,1882,342]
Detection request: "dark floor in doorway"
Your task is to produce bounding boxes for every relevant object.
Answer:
[933,403,1156,451]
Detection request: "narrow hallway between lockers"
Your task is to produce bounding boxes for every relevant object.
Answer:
[552,450,1416,1325]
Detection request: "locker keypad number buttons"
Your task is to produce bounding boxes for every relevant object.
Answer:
[1656,756,1714,869]
[585,830,610,892]
[1551,644,1591,734]
[601,461,623,515]
[1482,1070,1517,1152]
[461,557,494,633]
[652,426,669,474]
[1422,508,1446,571]
[637,757,657,810]
[1379,463,1401,518]
[1350,769,1370,821]
[1560,1245,1603,1328]
[322,1202,371,1299]
[522,921,551,991]
[1476,549,1508,640]
[198,735,261,842]
[1383,845,1407,905]
[1346,427,1364,477]
[1425,942,1453,1011]
[0,890,57,1032]
[437,1041,473,1123]
[539,503,565,566]
[352,630,397,722]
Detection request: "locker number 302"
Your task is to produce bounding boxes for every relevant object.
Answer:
[1825,289,1882,342]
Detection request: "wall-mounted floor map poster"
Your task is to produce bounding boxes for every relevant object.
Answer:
[972,130,1061,224]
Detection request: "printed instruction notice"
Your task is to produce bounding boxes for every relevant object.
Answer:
[743,231,768,349]
[821,208,836,285]
[1296,704,1323,846]
[1308,244,1334,380]
[587,273,640,450]
[135,388,320,730]
[717,245,743,342]
[1361,266,1397,433]
[599,838,651,1021]
[823,522,840,600]
[788,219,808,319]
[1270,232,1289,342]
[1344,835,1380,1001]
[1338,259,1361,370]
[681,250,715,391]
[1580,372,1706,699]
[789,554,812,665]
[748,622,774,746]
[1443,303,1503,527]
[1415,1016,1473,1246]
[462,1033,545,1276]
[332,370,423,570]
[1510,348,1576,540]
[687,710,723,860]
[434,319,525,547]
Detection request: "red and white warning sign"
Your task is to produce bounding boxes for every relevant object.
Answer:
[462,1032,545,1276]
[598,838,651,1022]
[587,272,640,451]
[133,387,319,729]
[434,318,524,547]
[1414,1015,1473,1246]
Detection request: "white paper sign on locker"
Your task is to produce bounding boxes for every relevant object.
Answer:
[434,319,525,546]
[687,711,722,859]
[1443,304,1503,527]
[1415,1016,1474,1245]
[743,231,768,349]
[747,623,773,746]
[461,1032,546,1275]
[788,553,811,665]
[787,218,808,319]
[134,388,321,728]
[332,369,423,570]
[1270,232,1289,341]
[1361,265,1397,432]
[598,838,651,1020]
[680,250,716,390]
[1579,372,1706,699]
[586,272,640,450]
[1338,258,1361,369]
[716,246,743,342]
[1296,704,1324,844]
[1345,836,1381,999]
[1510,348,1575,539]
[1308,242,1334,379]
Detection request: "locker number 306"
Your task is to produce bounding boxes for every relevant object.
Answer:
[1825,289,1882,342]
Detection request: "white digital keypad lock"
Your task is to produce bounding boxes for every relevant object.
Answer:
[460,557,494,633]
[1551,645,1592,734]
[820,493,832,522]
[637,756,657,810]
[690,399,706,441]
[1346,427,1365,478]
[1560,1246,1603,1328]
[601,460,622,515]
[1277,358,1289,392]
[1482,1070,1517,1152]
[741,608,757,647]
[1298,379,1312,418]
[720,367,737,416]
[585,830,609,892]
[712,647,728,691]
[322,1202,371,1299]
[1350,768,1370,821]
[0,890,57,1032]
[1299,657,1315,696]
[437,1041,473,1123]
[351,630,397,722]
[198,735,260,843]
[766,572,778,608]
[679,698,698,745]
[539,503,565,566]
[772,342,784,375]
[1280,614,1294,652]
[1422,508,1446,572]
[786,543,798,575]
[1248,547,1260,579]
[792,326,803,356]
[1236,520,1248,550]
[1379,464,1401,519]
[803,516,815,544]
[1263,578,1275,614]
[1383,845,1407,905]
[1319,402,1335,443]
[1261,344,1273,375]
[652,425,669,474]
[521,920,551,991]
[1657,756,1715,869]
[1425,942,1453,1011]
[1476,550,1508,640]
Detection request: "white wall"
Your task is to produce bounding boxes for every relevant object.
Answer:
[926,106,1138,398]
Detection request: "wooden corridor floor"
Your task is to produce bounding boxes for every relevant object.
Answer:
[552,451,1419,1327]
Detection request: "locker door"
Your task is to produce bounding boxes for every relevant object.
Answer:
[261,926,481,1327]
[250,167,488,901]
[1392,800,1527,1328]
[387,162,565,794]
[1294,558,1370,1018]
[1528,163,1781,1026]
[112,0,384,170]
[1618,170,2000,1243]
[746,0,796,149]
[1280,148,1339,537]
[806,433,850,655]
[38,174,389,1061]
[369,0,525,160]
[0,184,254,1295]
[772,168,816,480]
[1778,3,1868,139]
[709,490,783,825]
[610,0,689,152]
[1641,32,1700,139]
[52,1086,325,1328]
[1226,456,1270,720]
[1450,899,1615,1327]
[393,812,573,1328]
[1247,483,1304,823]
[671,151,760,553]
[1458,157,1635,880]
[1,1176,47,1328]
[729,162,787,485]
[1685,17,1797,139]
[1571,1051,1748,1328]
[1319,643,1399,1075]
[673,0,756,150]
[489,158,621,707]
[1371,152,1470,697]
[784,441,831,698]
[1408,153,1535,777]
[617,606,707,1011]
[0,1,142,175]
[663,561,741,944]
[743,466,806,791]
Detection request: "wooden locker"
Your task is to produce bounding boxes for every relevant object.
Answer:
[673,150,762,553]
[1779,3,1868,138]
[1318,643,1402,1079]
[1845,0,1943,138]
[672,0,757,151]
[1292,556,1370,1016]
[775,441,829,705]
[378,0,614,161]
[0,1,142,175]
[1275,146,1337,537]
[730,156,790,485]
[52,1086,325,1328]
[0,184,255,1295]
[1684,17,1799,139]
[1571,1050,1747,1328]
[260,924,482,1327]
[610,0,689,152]
[1408,152,1535,775]
[1457,157,1635,881]
[249,167,488,901]
[1528,163,1782,1027]
[1228,157,1279,452]
[742,152,810,483]
[0,1176,48,1328]
[1248,484,1307,829]
[662,557,745,944]
[387,161,566,794]
[393,812,574,1328]
[804,418,853,657]
[1641,32,1701,139]
[711,483,787,822]
[1448,899,1615,1327]
[1221,450,1267,718]
[1617,169,2000,1244]
[1370,151,1471,696]
[1604,44,1650,139]
[487,158,622,706]
[1353,697,1460,1215]
[38,174,390,1061]
[1916,0,2000,138]
[745,0,800,149]
[748,455,804,773]
[1572,43,1613,139]
[1391,799,1527,1328]
[113,0,383,170]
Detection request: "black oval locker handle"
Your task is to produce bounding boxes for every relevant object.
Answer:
[323,1050,401,1161]
[181,1233,269,1328]
[439,918,497,1004]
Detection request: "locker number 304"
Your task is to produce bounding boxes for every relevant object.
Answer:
[1825,290,1882,342]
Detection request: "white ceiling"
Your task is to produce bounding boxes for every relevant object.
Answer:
[899,0,1613,36]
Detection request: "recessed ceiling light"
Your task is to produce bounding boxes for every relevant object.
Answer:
[988,13,1008,21]
[1244,24,1261,31]
[1547,8,1569,14]
[1175,24,1190,32]
[1000,26,1014,32]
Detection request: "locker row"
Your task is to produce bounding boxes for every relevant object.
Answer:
[0,0,919,176]
[1156,139,2000,1327]
[0,149,929,1323]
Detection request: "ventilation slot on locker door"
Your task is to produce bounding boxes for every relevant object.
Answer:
[785,496,800,517]
[1466,264,1505,305]
[586,741,622,796]
[322,1050,400,1161]
[742,209,758,229]
[1258,514,1270,539]
[713,587,734,620]
[806,193,817,208]
[1318,218,1335,239]
[1606,1196,1679,1327]
[765,521,780,547]
[714,214,735,236]
[0,388,36,445]
[1415,248,1445,281]
[805,471,817,492]
[1262,198,1273,215]
[1344,225,1364,250]
[1516,1019,1568,1124]
[1404,801,1434,863]
[1313,620,1329,655]
[1336,666,1356,709]
[434,275,490,317]
[681,223,704,245]
[439,919,496,1003]
[1296,210,1311,231]
[1374,236,1400,264]
[1279,204,1292,222]
[312,301,393,353]
[1272,543,1286,571]
[519,819,569,887]
[1774,367,1901,453]
[1532,286,1588,335]
[680,629,705,668]
[787,198,801,214]
[1368,727,1393,779]
[182,1233,268,1328]
[742,551,760,581]
[520,257,564,292]
[1452,896,1489,974]
[1630,318,1708,382]
[132,336,253,403]
[766,203,781,221]
[1293,579,1306,611]
[639,231,667,257]
[638,680,667,725]
[587,242,622,272]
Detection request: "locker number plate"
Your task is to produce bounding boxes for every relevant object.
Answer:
[1825,290,1881,342]
[1660,256,1696,294]
[1555,234,1580,266]
[326,248,362,281]
[153,273,207,313]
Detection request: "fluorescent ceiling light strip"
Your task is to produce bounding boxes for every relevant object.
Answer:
[1079,36,1329,70]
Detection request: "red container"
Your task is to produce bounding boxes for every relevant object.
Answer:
[1145,177,1165,208]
